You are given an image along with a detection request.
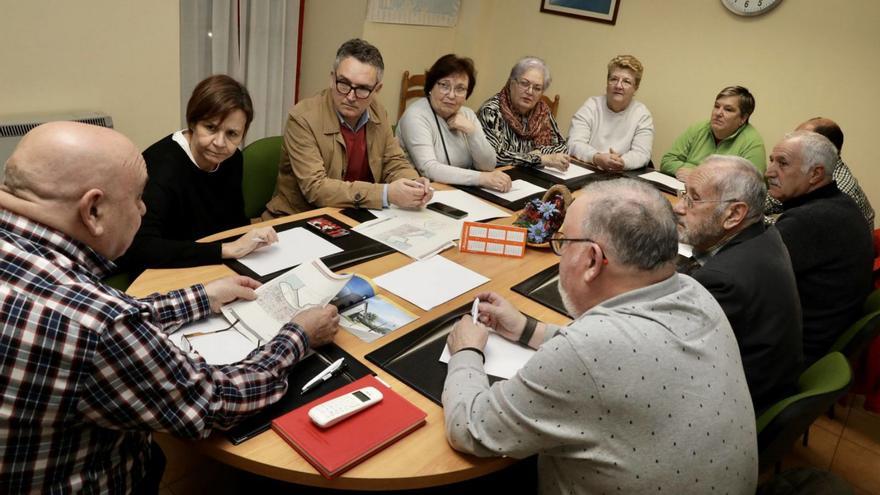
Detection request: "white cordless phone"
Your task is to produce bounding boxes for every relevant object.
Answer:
[308,386,383,428]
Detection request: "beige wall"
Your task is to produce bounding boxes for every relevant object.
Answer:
[2,0,875,214]
[0,1,180,151]
[300,0,880,225]
[298,0,368,101]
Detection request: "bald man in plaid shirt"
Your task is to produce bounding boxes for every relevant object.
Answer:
[0,122,339,493]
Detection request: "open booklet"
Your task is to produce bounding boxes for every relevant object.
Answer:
[176,259,415,361]
[222,259,353,345]
[330,275,417,343]
[354,207,461,260]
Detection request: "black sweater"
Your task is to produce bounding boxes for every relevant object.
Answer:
[118,134,248,274]
[776,182,873,365]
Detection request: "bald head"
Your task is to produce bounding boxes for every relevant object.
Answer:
[796,117,843,153]
[0,121,147,259]
[4,121,142,201]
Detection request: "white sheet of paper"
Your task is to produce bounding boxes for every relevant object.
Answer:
[168,315,257,365]
[540,164,595,180]
[638,171,685,192]
[440,332,535,379]
[428,189,511,222]
[375,255,489,311]
[237,227,342,276]
[480,179,545,202]
[678,243,694,258]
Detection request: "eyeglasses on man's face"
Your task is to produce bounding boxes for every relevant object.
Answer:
[550,231,604,257]
[334,75,375,99]
[676,189,739,209]
[513,78,544,94]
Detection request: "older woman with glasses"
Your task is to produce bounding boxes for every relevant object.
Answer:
[477,56,570,171]
[397,54,509,191]
[568,55,654,171]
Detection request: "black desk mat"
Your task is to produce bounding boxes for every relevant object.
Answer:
[223,214,394,283]
[365,302,509,405]
[225,343,373,445]
[456,168,553,211]
[510,263,567,317]
[512,253,699,317]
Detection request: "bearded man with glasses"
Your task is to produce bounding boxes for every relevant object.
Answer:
[443,178,757,494]
[674,155,802,414]
[264,38,431,218]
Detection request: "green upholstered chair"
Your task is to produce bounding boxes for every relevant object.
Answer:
[829,310,880,360]
[102,271,132,292]
[755,352,852,473]
[241,136,282,219]
[864,287,880,314]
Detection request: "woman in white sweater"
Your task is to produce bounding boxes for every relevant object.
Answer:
[397,54,510,191]
[568,55,654,171]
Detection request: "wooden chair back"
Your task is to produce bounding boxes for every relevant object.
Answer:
[398,70,426,120]
[541,94,560,118]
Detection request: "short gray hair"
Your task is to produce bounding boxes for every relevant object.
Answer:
[784,130,838,179]
[333,38,384,82]
[578,178,678,270]
[701,155,767,224]
[509,56,552,90]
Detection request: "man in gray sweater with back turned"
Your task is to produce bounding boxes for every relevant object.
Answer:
[443,178,757,494]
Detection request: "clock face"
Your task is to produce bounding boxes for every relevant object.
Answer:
[721,0,782,16]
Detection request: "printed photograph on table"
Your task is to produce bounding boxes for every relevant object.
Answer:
[540,0,621,24]
[330,275,417,343]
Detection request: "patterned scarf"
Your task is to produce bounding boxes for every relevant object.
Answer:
[497,85,555,146]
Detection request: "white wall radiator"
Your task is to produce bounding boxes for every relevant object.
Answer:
[0,111,114,177]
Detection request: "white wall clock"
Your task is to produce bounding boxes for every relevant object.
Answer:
[721,0,782,16]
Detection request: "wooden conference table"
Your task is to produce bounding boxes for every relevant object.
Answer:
[127,201,576,490]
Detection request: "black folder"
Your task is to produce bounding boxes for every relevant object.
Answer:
[223,214,394,283]
[365,302,511,405]
[511,264,568,316]
[225,343,373,445]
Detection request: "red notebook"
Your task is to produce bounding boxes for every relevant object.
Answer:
[271,374,427,479]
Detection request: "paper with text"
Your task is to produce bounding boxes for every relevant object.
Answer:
[354,209,459,259]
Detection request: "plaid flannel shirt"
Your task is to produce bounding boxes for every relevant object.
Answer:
[0,210,309,493]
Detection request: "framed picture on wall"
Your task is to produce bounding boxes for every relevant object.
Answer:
[539,0,621,25]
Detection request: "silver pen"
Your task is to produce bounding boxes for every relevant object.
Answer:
[300,358,345,395]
